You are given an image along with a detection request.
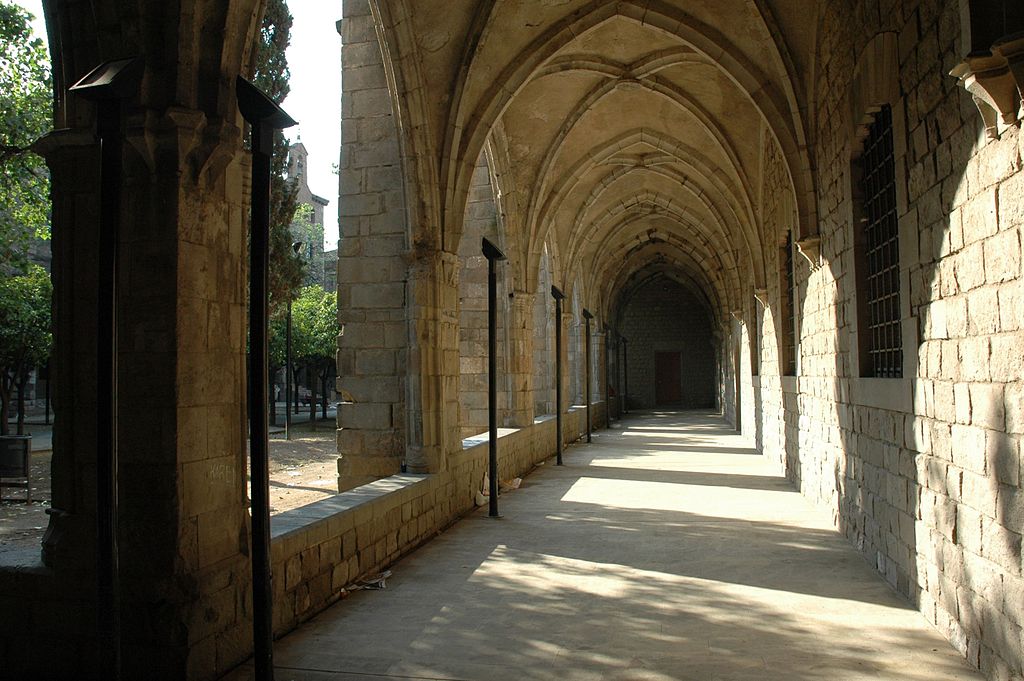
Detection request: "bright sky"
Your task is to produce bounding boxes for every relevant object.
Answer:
[12,0,342,249]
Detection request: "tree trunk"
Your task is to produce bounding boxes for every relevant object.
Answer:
[320,369,328,420]
[0,371,11,437]
[269,372,277,426]
[309,362,316,431]
[16,371,29,436]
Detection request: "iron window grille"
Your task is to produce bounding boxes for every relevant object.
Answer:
[781,232,797,376]
[857,104,902,378]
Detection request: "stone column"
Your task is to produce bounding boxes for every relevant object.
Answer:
[336,0,410,488]
[408,249,460,472]
[38,109,253,678]
[505,290,535,427]
[561,310,574,414]
[595,326,607,413]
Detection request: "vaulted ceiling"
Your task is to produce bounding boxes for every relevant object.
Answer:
[375,0,821,322]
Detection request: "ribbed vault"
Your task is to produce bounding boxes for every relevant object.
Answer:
[370,0,816,330]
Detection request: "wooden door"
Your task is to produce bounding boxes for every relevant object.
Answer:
[655,352,682,404]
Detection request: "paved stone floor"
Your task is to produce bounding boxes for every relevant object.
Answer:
[227,410,983,681]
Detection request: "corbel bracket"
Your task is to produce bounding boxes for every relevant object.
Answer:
[796,237,822,271]
[950,33,1024,139]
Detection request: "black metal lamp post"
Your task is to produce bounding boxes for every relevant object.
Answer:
[285,241,302,440]
[43,361,50,425]
[238,75,296,681]
[582,309,593,443]
[482,238,506,517]
[69,56,143,681]
[603,323,611,427]
[551,285,566,465]
[622,336,629,414]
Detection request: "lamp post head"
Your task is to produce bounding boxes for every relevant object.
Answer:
[582,309,594,321]
[237,76,297,129]
[69,58,143,101]
[551,285,565,301]
[481,237,507,261]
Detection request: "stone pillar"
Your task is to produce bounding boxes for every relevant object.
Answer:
[38,109,253,678]
[505,290,535,427]
[336,0,409,488]
[458,248,493,438]
[408,250,460,472]
[561,310,574,413]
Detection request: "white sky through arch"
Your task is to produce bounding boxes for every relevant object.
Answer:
[13,0,342,250]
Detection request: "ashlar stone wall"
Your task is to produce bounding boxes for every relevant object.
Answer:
[532,248,556,417]
[336,0,410,487]
[457,155,512,438]
[750,2,1024,679]
[619,277,716,410]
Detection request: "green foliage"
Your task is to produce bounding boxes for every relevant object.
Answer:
[290,285,336,366]
[253,0,292,105]
[0,0,52,273]
[252,0,305,319]
[268,313,287,370]
[290,203,324,256]
[0,264,52,434]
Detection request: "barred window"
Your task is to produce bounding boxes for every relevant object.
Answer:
[752,301,761,376]
[856,105,902,378]
[781,232,797,376]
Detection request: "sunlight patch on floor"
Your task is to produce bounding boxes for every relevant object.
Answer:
[561,476,795,518]
[465,545,932,640]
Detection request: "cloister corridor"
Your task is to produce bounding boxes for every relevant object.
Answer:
[224,411,982,681]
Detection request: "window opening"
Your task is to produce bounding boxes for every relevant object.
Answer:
[858,104,902,378]
[781,233,797,376]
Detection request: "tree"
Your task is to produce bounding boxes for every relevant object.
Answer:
[253,0,305,320]
[0,264,52,435]
[290,285,337,421]
[0,1,52,274]
[268,312,288,424]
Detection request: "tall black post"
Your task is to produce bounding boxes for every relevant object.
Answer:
[69,57,142,681]
[285,299,293,439]
[582,309,593,443]
[551,286,566,465]
[603,324,611,427]
[482,238,507,517]
[622,337,629,414]
[43,361,50,426]
[238,76,296,681]
[95,98,123,681]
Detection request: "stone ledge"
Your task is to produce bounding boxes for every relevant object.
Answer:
[268,405,607,640]
[850,377,913,412]
[271,474,431,540]
[0,547,50,574]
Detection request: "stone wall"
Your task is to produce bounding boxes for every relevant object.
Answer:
[620,277,716,409]
[750,2,1024,678]
[532,250,556,417]
[336,0,409,487]
[457,156,511,438]
[266,402,605,639]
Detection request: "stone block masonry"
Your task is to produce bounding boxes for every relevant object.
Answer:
[269,403,604,637]
[620,277,716,409]
[336,0,410,488]
[755,2,1024,679]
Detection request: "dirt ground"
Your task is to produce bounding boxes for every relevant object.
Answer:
[264,424,340,513]
[0,420,340,555]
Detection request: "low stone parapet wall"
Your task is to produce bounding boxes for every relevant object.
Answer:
[269,401,606,636]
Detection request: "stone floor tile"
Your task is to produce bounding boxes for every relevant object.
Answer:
[225,410,984,681]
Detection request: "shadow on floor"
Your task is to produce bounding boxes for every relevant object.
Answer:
[223,410,980,681]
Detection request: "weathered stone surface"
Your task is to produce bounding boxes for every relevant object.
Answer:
[12,2,1024,681]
